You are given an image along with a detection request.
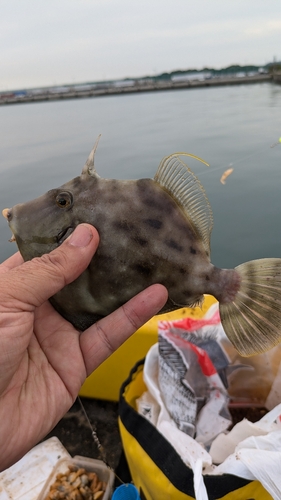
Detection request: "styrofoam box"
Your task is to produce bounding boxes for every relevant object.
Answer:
[37,456,114,500]
[0,437,71,500]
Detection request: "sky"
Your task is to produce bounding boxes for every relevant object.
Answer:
[1,0,281,91]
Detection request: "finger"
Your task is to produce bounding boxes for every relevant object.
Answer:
[80,283,168,375]
[6,224,99,308]
[0,252,23,275]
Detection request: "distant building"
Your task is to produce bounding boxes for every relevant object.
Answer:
[171,72,212,83]
[112,80,136,88]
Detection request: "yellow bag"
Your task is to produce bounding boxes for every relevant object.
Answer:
[118,359,272,500]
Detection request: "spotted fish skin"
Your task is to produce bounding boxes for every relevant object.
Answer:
[6,172,226,330]
[3,144,281,356]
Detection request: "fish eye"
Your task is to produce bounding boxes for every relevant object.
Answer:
[55,191,73,209]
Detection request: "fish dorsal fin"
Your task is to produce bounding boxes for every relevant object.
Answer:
[154,153,213,256]
[81,134,101,176]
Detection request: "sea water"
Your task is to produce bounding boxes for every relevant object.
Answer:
[0,81,280,268]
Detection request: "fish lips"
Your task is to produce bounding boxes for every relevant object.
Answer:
[2,208,16,241]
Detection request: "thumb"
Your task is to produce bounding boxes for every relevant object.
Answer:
[6,224,99,308]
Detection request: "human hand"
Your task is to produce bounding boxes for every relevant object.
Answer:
[0,224,168,471]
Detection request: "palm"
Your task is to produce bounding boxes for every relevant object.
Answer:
[0,245,167,470]
[0,299,83,466]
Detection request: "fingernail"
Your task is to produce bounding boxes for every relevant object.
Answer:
[68,225,93,247]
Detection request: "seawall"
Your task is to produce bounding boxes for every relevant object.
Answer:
[0,74,273,106]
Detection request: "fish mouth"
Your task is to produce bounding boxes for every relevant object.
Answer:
[56,227,74,245]
[2,208,11,220]
[2,208,17,242]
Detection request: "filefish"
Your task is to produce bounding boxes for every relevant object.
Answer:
[2,140,281,356]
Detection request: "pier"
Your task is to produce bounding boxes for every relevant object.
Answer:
[0,73,273,106]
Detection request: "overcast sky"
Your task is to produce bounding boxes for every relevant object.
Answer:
[1,0,280,91]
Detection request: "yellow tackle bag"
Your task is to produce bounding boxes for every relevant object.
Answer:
[118,359,272,500]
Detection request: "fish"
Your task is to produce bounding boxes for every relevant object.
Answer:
[2,139,281,356]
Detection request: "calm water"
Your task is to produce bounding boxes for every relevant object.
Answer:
[0,82,280,268]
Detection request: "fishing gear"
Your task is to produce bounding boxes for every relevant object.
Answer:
[194,136,281,184]
[77,397,125,486]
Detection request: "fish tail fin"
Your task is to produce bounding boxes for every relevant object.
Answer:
[219,258,281,356]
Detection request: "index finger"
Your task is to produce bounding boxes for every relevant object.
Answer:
[0,251,24,275]
[80,283,168,375]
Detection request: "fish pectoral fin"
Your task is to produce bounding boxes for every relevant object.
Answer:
[154,153,213,256]
[219,258,281,356]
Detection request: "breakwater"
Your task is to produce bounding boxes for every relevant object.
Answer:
[0,74,272,106]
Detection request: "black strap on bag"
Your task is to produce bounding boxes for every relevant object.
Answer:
[119,359,252,500]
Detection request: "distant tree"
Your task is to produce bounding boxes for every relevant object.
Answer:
[268,63,281,73]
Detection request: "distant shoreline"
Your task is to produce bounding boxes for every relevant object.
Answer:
[0,74,274,106]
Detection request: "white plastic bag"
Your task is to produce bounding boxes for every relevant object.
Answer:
[140,345,281,500]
